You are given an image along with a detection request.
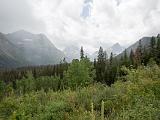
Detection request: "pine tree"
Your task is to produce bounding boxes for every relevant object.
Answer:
[151,37,156,49]
[142,46,150,66]
[150,36,156,59]
[156,36,160,64]
[130,49,135,66]
[104,51,108,61]
[124,49,129,66]
[110,52,113,66]
[94,58,96,68]
[98,47,104,62]
[138,40,143,63]
[96,47,105,82]
[80,46,84,60]
[109,52,115,85]
[135,40,143,66]
[104,52,115,86]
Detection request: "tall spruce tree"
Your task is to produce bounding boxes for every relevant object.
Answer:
[156,36,160,64]
[142,47,149,65]
[150,37,156,59]
[80,46,84,60]
[110,52,113,66]
[94,58,97,68]
[96,47,105,82]
[138,40,143,63]
[98,47,104,62]
[104,51,108,61]
[130,49,135,66]
[106,52,115,86]
[123,49,129,66]
[135,40,143,66]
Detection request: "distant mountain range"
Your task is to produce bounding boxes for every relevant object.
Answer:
[63,43,124,62]
[64,35,159,62]
[63,45,80,62]
[0,29,158,68]
[90,43,124,60]
[0,32,27,68]
[117,36,153,59]
[0,30,64,68]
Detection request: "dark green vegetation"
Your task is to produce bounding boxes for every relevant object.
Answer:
[0,35,160,119]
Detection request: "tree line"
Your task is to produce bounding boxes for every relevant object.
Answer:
[0,34,160,91]
[94,35,160,86]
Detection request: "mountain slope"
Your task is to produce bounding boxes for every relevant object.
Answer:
[91,43,124,60]
[63,45,80,62]
[6,30,64,65]
[111,43,124,55]
[117,37,152,58]
[0,32,27,68]
[0,30,64,68]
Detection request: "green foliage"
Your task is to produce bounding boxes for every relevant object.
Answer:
[96,47,106,83]
[64,59,95,90]
[0,97,18,119]
[0,43,160,120]
[80,46,84,60]
[0,64,160,120]
[111,65,160,120]
[15,72,61,94]
[0,80,5,100]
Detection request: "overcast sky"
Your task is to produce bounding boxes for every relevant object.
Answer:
[0,0,160,53]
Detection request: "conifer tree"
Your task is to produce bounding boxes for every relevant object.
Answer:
[142,46,149,65]
[130,49,135,66]
[94,58,96,68]
[150,37,156,59]
[96,47,105,82]
[138,40,143,63]
[135,40,143,66]
[104,52,115,86]
[104,51,108,61]
[109,52,115,85]
[156,36,160,64]
[80,46,84,60]
[123,49,129,66]
[110,52,113,66]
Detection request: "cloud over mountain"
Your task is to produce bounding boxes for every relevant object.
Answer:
[0,0,160,53]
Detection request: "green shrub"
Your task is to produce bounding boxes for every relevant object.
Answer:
[0,80,5,100]
[0,97,18,119]
[64,59,95,90]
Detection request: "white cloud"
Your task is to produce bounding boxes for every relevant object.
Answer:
[0,0,160,54]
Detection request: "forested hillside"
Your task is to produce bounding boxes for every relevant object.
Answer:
[0,35,160,120]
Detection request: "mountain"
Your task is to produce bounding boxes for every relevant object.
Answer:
[117,37,152,58]
[111,43,124,55]
[125,37,151,54]
[0,32,29,68]
[91,43,124,60]
[63,45,93,62]
[63,45,80,62]
[0,30,64,68]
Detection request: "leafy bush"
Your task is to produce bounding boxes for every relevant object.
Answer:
[16,72,61,94]
[64,59,95,90]
[0,80,5,100]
